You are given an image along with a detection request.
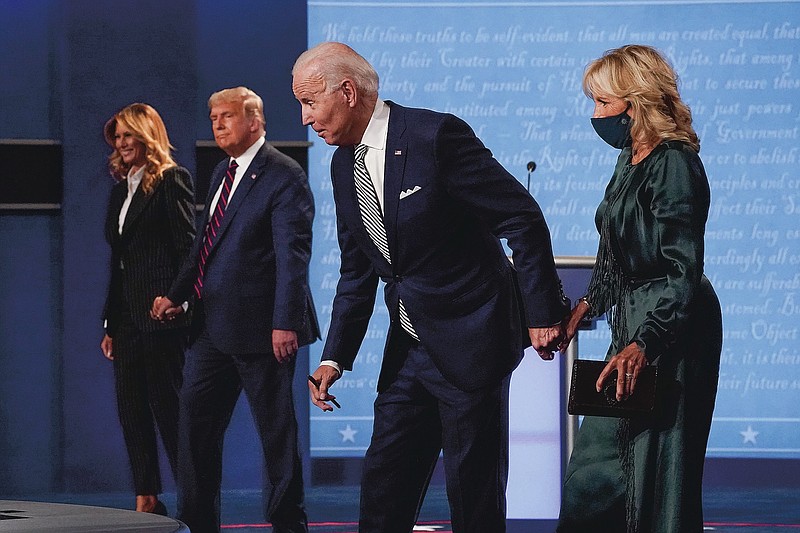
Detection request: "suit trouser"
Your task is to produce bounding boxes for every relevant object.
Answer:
[112,304,184,495]
[176,328,307,533]
[360,335,510,533]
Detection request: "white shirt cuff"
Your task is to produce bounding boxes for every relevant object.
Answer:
[320,360,342,375]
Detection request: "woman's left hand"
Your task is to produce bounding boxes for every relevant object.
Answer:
[596,342,648,401]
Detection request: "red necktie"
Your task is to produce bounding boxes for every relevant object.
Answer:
[194,159,238,299]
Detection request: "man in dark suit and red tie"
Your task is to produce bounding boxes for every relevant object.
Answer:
[152,86,319,533]
[292,42,569,533]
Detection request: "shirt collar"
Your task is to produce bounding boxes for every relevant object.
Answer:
[360,98,389,151]
[126,165,145,195]
[231,136,266,172]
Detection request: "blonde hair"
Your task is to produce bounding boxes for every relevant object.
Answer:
[208,86,266,131]
[293,42,379,97]
[104,103,176,194]
[583,44,699,152]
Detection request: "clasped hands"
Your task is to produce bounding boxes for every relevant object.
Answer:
[555,299,648,400]
[528,324,566,360]
[530,298,592,360]
[150,295,183,321]
[149,295,298,363]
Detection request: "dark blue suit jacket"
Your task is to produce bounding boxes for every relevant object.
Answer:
[168,142,319,353]
[323,102,568,392]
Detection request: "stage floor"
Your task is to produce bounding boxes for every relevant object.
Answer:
[10,485,800,532]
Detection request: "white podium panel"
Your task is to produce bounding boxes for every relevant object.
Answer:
[507,347,563,520]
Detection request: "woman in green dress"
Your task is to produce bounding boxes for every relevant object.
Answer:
[556,45,722,532]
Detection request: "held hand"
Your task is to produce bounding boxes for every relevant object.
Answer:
[272,329,299,363]
[558,301,591,352]
[164,301,185,320]
[151,295,180,321]
[100,334,114,361]
[596,342,648,402]
[308,365,341,412]
[529,324,565,361]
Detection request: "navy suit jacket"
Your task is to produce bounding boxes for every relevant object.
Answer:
[168,142,320,353]
[322,102,568,392]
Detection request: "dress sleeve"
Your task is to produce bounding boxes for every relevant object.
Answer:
[631,147,709,360]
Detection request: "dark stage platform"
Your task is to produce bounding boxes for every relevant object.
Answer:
[8,485,800,533]
[0,500,188,532]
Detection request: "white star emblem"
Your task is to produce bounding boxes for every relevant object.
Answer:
[339,424,358,443]
[740,425,759,444]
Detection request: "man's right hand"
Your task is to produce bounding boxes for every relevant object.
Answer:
[308,365,341,412]
[151,295,181,321]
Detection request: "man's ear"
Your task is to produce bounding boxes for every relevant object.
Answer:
[340,79,358,108]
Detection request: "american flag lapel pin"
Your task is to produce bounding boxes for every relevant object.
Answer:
[251,173,257,179]
[394,149,402,156]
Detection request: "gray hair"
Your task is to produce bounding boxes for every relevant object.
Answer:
[293,42,379,97]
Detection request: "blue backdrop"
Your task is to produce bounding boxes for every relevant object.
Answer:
[306,0,800,462]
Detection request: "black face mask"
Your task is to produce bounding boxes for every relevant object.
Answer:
[591,107,631,149]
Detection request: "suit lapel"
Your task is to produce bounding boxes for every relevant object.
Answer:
[383,102,407,258]
[121,180,156,236]
[340,144,358,211]
[207,143,269,250]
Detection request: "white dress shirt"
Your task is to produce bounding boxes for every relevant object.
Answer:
[360,99,390,212]
[118,165,145,234]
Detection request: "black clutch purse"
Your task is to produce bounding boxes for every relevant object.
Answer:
[568,359,658,418]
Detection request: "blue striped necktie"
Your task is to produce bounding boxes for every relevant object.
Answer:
[353,144,418,340]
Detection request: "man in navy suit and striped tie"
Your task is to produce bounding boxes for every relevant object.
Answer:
[152,86,319,533]
[292,43,569,533]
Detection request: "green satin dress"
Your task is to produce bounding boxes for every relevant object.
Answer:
[558,141,723,533]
